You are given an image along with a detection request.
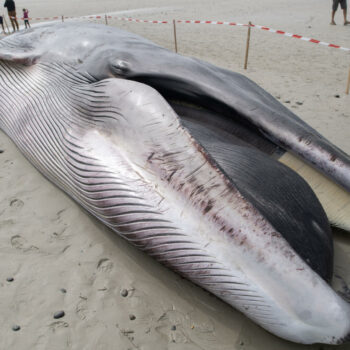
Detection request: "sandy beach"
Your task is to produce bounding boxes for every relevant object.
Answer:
[0,0,350,349]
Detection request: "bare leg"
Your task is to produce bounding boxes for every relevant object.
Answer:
[10,18,15,32]
[331,10,336,24]
[1,23,4,33]
[344,9,350,24]
[14,19,19,30]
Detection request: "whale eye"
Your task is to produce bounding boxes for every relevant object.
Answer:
[111,59,130,76]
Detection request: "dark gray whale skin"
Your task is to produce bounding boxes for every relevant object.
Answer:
[0,23,349,344]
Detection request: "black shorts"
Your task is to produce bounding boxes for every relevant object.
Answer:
[333,0,347,11]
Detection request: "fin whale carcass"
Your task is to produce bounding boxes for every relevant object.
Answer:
[0,23,349,344]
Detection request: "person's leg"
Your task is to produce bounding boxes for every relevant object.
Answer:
[10,19,15,32]
[11,11,19,30]
[340,0,350,24]
[1,23,4,33]
[343,7,350,24]
[331,0,338,24]
[331,10,336,24]
[8,11,16,31]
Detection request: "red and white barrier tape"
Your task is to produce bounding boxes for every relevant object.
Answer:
[7,15,349,52]
[9,16,60,20]
[176,19,350,52]
[105,16,168,24]
[251,24,350,52]
[9,15,169,23]
[177,19,247,27]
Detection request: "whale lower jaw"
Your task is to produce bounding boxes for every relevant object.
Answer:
[0,59,349,345]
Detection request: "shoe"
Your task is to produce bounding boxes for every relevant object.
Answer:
[330,21,336,25]
[344,20,350,25]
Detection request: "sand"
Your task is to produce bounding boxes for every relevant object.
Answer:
[0,0,350,349]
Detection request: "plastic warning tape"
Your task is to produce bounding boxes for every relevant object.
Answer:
[76,15,168,23]
[251,24,350,52]
[111,17,168,24]
[177,19,247,26]
[10,16,61,20]
[9,15,168,23]
[8,14,350,52]
[176,19,350,52]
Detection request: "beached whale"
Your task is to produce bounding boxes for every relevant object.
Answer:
[0,22,349,344]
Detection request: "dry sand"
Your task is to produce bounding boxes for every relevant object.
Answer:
[1,0,350,349]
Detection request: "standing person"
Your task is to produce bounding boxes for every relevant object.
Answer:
[23,8,30,28]
[331,0,350,25]
[0,15,5,34]
[4,0,18,32]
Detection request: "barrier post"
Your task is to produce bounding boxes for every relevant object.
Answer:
[346,65,350,95]
[244,21,252,69]
[61,15,64,22]
[173,19,178,53]
[105,14,108,25]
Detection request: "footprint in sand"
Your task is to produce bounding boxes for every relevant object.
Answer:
[97,258,114,273]
[11,235,26,249]
[11,234,39,252]
[75,296,91,320]
[49,227,68,242]
[9,199,24,209]
[48,321,69,332]
[51,209,67,223]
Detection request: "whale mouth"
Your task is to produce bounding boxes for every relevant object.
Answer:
[130,74,283,153]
